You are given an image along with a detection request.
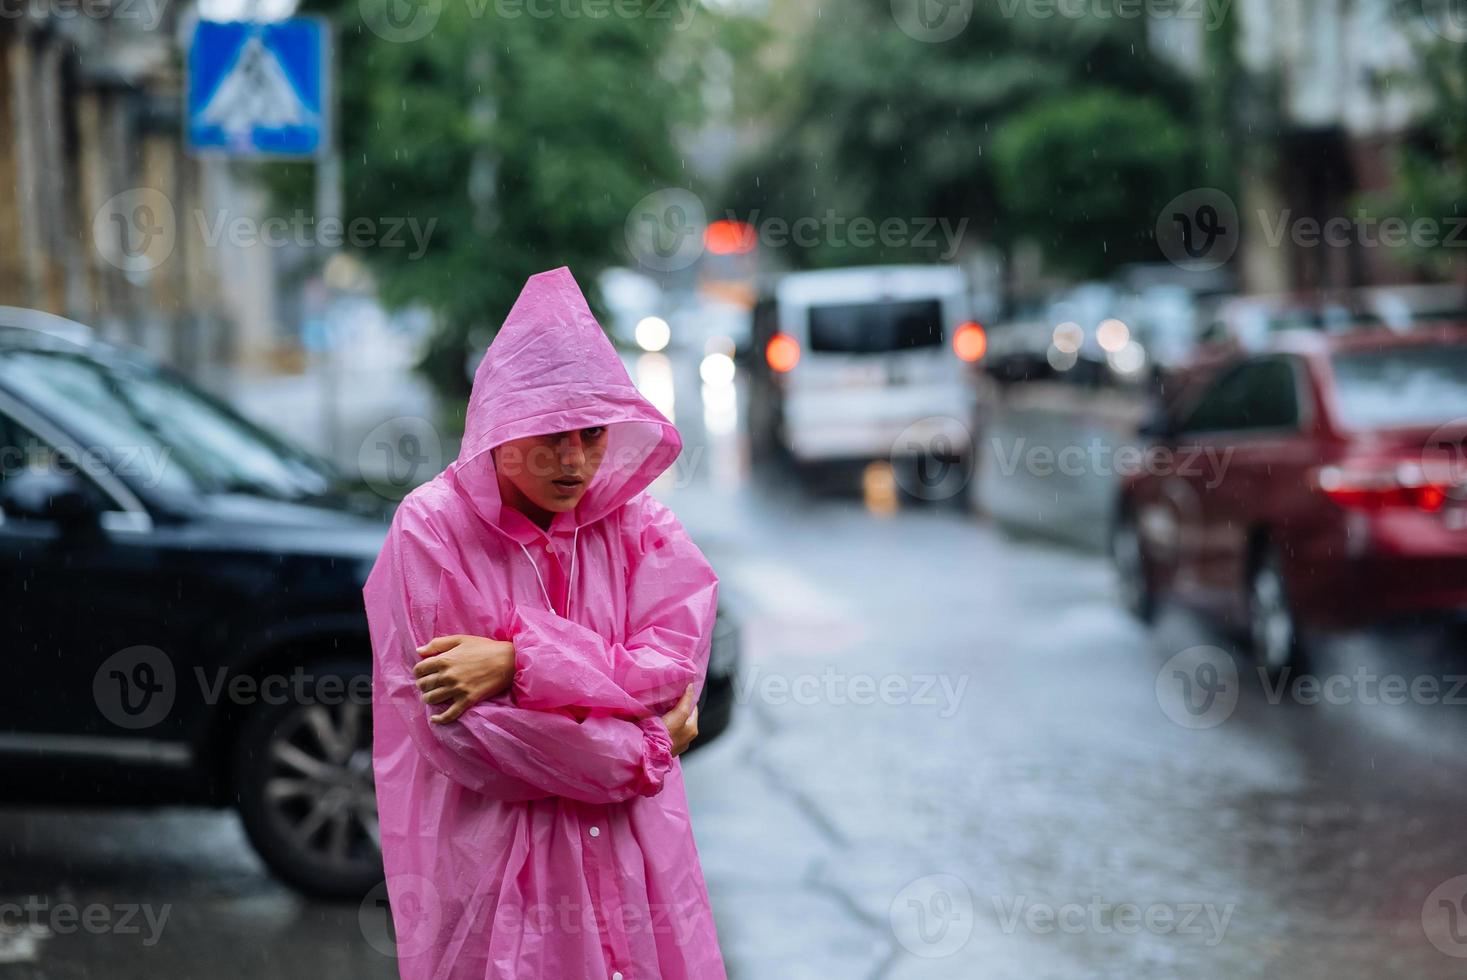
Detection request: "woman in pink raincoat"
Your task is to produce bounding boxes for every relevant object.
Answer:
[364,267,727,980]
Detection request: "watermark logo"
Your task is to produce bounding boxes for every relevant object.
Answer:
[891,0,972,41]
[358,416,444,498]
[1423,419,1467,487]
[93,646,175,730]
[890,874,974,958]
[93,188,177,274]
[1156,188,1239,272]
[1155,645,1238,729]
[94,647,375,731]
[361,875,443,958]
[1417,0,1467,42]
[361,0,443,41]
[891,416,974,501]
[625,188,707,273]
[1423,875,1467,957]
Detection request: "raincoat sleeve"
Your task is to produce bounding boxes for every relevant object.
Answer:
[511,495,718,719]
[368,506,676,805]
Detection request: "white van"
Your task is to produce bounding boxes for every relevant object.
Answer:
[747,265,981,466]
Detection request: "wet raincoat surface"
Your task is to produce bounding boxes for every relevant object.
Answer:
[364,267,726,980]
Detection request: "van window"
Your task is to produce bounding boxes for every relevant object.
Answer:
[807,299,943,354]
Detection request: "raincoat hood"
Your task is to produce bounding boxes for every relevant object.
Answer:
[449,266,680,533]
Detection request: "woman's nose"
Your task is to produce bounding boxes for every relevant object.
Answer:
[557,432,585,465]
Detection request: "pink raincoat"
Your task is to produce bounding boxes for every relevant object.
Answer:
[364,267,726,980]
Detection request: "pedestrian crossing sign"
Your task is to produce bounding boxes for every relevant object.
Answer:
[186,18,330,159]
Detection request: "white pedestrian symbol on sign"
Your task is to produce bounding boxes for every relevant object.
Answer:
[197,34,317,146]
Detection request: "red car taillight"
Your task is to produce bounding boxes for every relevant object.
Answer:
[1312,464,1449,513]
[952,322,987,362]
[765,333,800,373]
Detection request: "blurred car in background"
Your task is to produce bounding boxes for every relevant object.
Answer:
[746,265,982,473]
[0,308,740,898]
[1112,323,1467,671]
[1195,285,1467,354]
[1167,286,1467,421]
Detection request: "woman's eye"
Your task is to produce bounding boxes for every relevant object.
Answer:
[584,427,606,439]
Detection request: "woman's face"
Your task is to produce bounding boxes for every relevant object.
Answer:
[494,426,610,516]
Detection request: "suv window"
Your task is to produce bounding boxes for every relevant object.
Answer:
[1181,358,1301,434]
[0,411,27,488]
[0,408,112,511]
[0,349,330,499]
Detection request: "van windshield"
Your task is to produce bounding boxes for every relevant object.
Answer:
[807,299,943,354]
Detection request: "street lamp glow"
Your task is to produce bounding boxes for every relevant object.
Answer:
[1108,340,1147,376]
[699,351,736,386]
[1096,318,1130,353]
[1047,344,1078,372]
[1052,321,1083,354]
[634,316,671,352]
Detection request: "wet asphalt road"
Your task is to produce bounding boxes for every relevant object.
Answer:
[7,353,1467,978]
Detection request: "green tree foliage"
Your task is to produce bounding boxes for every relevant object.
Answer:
[721,0,1199,274]
[270,0,721,398]
[1367,6,1467,278]
[991,91,1192,277]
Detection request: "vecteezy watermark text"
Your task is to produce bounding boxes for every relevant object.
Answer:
[1261,667,1467,707]
[0,0,168,28]
[0,898,171,947]
[359,0,698,43]
[993,0,1231,28]
[1257,209,1467,251]
[991,895,1235,946]
[2,442,173,488]
[991,437,1234,490]
[194,210,436,259]
[93,187,437,274]
[733,666,968,718]
[360,876,705,959]
[624,187,969,272]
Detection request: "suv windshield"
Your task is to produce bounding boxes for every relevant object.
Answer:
[1331,346,1467,429]
[0,347,333,499]
[807,299,943,353]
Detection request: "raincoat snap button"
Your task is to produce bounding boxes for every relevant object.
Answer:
[612,972,623,980]
[589,826,601,838]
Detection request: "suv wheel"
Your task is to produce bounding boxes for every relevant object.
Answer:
[234,666,381,899]
[1249,550,1305,674]
[1111,514,1156,623]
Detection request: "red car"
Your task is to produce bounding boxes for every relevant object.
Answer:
[1112,324,1467,670]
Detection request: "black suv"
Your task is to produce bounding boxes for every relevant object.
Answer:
[0,309,739,898]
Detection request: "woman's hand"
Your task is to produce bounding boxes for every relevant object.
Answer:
[660,685,700,757]
[414,634,517,724]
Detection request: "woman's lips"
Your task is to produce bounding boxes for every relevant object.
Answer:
[551,477,583,492]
